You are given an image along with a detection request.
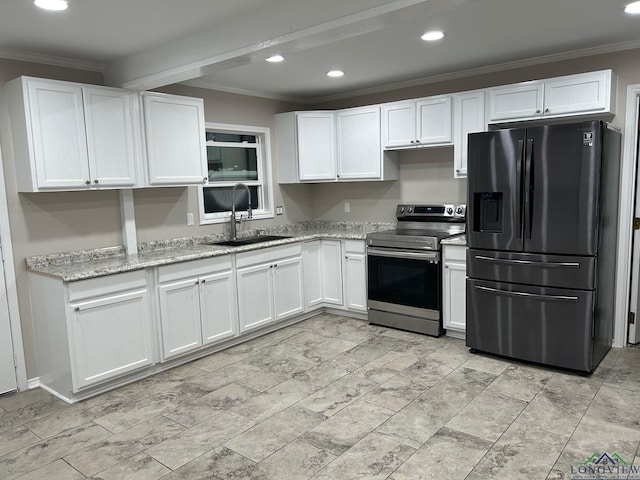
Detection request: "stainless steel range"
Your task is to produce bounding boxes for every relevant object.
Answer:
[366,204,466,336]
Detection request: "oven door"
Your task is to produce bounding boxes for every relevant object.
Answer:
[367,247,441,320]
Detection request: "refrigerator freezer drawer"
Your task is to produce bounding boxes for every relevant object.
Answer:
[466,278,594,372]
[467,249,596,289]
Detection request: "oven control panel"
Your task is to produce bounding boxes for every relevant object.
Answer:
[396,204,466,219]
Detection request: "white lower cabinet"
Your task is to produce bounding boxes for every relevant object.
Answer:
[443,245,467,334]
[343,240,367,312]
[29,270,155,398]
[236,243,304,333]
[303,240,344,310]
[158,257,237,360]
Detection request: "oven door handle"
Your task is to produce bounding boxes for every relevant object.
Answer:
[367,247,439,261]
[474,285,579,302]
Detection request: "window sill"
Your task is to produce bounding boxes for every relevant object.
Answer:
[199,210,274,226]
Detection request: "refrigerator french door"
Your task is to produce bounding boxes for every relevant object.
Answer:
[466,121,621,373]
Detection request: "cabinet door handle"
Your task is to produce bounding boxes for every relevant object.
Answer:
[201,279,206,283]
[85,180,90,185]
[94,179,99,184]
[203,177,207,182]
[536,109,541,114]
[544,108,550,113]
[74,307,80,312]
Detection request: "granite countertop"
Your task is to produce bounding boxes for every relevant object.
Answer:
[441,234,467,246]
[27,221,395,282]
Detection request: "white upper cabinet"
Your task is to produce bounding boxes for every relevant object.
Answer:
[142,92,207,186]
[452,90,486,178]
[83,87,140,188]
[276,109,396,183]
[337,106,382,180]
[488,70,615,123]
[381,95,452,149]
[381,102,416,148]
[488,81,544,122]
[297,111,336,181]
[416,96,452,144]
[7,77,141,191]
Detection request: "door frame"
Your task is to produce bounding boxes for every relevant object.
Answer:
[0,146,27,390]
[615,83,640,347]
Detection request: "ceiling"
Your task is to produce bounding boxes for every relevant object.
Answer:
[1,0,639,103]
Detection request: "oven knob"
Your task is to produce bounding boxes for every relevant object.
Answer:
[446,207,453,215]
[455,206,463,215]
[399,207,405,213]
[407,207,413,213]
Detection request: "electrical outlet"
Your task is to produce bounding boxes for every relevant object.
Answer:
[276,206,284,215]
[186,213,194,226]
[344,202,350,213]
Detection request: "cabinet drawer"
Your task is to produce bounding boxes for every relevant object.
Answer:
[344,240,365,254]
[158,256,232,283]
[68,270,147,302]
[443,245,467,262]
[236,243,302,268]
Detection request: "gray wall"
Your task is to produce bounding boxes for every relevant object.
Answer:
[2,47,640,379]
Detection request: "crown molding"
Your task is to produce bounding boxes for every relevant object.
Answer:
[0,49,104,73]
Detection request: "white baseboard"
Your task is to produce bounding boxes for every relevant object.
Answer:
[27,377,40,389]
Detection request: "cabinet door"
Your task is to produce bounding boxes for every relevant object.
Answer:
[303,241,323,309]
[200,270,238,345]
[158,278,203,360]
[443,260,467,332]
[488,82,544,122]
[381,102,415,148]
[344,253,367,312]
[453,91,486,178]
[336,106,381,179]
[296,112,336,181]
[273,257,304,321]
[26,79,91,189]
[69,288,153,390]
[143,93,207,186]
[543,71,610,117]
[321,240,343,306]
[237,263,274,332]
[416,96,452,145]
[83,87,138,187]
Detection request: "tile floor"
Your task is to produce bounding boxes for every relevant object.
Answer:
[1,313,639,480]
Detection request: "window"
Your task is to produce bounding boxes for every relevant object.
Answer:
[198,123,273,224]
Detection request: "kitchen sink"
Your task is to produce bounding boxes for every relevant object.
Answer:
[207,235,292,247]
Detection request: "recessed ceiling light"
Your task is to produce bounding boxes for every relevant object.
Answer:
[421,30,444,41]
[34,0,69,11]
[625,1,640,13]
[266,54,284,63]
[327,70,344,78]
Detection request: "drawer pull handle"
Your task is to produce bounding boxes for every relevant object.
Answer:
[474,256,580,268]
[475,285,578,302]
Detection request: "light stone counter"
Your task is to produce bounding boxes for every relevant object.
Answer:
[441,234,467,246]
[27,221,394,282]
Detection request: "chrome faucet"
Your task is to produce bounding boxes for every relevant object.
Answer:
[230,183,252,240]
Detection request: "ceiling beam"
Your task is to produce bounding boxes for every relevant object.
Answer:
[103,0,465,91]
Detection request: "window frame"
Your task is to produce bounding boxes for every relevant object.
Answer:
[198,122,274,225]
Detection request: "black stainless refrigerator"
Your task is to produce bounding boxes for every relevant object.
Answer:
[466,120,621,373]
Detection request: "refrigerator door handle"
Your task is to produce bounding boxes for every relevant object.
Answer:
[518,139,525,241]
[474,255,581,268]
[475,285,579,302]
[524,138,534,240]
